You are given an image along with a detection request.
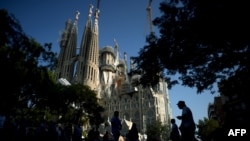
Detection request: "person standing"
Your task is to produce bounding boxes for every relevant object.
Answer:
[176,101,196,141]
[73,123,83,141]
[169,119,181,141]
[111,111,122,141]
[126,123,139,141]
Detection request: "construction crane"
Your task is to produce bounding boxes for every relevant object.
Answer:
[146,0,154,34]
[97,0,101,10]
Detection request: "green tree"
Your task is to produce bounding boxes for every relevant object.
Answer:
[134,0,249,135]
[0,9,57,117]
[197,117,220,141]
[135,0,250,94]
[34,83,104,125]
[0,9,104,127]
[56,84,104,126]
[146,120,170,141]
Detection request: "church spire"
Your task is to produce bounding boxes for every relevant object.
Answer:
[55,11,78,82]
[75,3,100,91]
[93,8,99,34]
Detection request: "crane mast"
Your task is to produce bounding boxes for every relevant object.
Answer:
[146,0,154,34]
[95,0,101,16]
[96,0,101,9]
[94,0,101,23]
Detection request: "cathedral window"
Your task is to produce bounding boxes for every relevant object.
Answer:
[88,66,90,79]
[91,67,93,80]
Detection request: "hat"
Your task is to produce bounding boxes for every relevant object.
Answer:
[177,101,185,105]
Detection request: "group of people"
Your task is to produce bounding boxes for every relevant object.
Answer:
[170,101,197,141]
[93,100,196,141]
[105,111,139,141]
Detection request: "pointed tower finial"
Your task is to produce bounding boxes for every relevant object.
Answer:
[94,0,101,22]
[114,38,119,66]
[94,9,100,20]
[124,52,127,61]
[114,38,118,48]
[88,4,94,17]
[75,10,80,21]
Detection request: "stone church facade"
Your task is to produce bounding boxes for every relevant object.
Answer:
[55,4,172,133]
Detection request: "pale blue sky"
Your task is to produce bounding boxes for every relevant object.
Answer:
[0,0,219,126]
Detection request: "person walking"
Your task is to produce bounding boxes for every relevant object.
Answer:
[103,131,113,141]
[126,123,139,141]
[176,101,196,141]
[111,111,122,141]
[169,119,181,141]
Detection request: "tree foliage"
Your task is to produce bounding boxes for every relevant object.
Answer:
[0,9,104,127]
[0,9,57,116]
[146,120,170,141]
[38,84,105,126]
[135,0,250,94]
[197,117,220,141]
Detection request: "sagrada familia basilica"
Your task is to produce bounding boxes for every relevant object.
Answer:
[55,2,172,134]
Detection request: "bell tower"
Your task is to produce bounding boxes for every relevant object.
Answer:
[55,11,79,82]
[75,3,100,91]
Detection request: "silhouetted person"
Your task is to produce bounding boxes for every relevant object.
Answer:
[170,119,181,141]
[48,121,57,141]
[87,127,95,141]
[64,123,73,141]
[73,123,82,141]
[176,101,196,141]
[103,131,113,141]
[57,125,63,141]
[94,128,100,141]
[111,111,122,141]
[126,123,139,141]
